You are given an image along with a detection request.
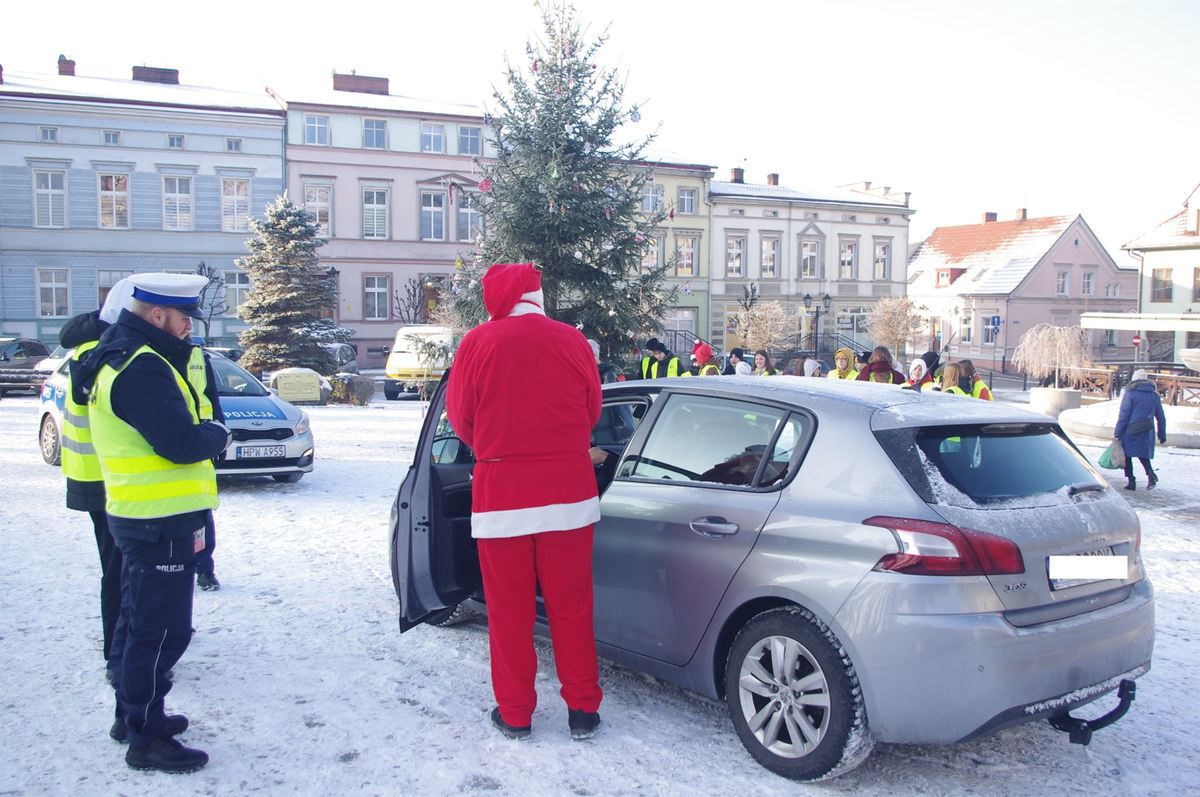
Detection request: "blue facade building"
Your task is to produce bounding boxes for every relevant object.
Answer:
[0,59,285,345]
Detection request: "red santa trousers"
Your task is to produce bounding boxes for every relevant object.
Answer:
[477,525,603,727]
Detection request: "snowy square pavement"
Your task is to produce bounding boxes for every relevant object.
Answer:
[0,394,1197,796]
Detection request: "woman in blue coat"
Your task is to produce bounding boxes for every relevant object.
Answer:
[1114,369,1167,491]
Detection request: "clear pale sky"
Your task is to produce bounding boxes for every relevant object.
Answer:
[4,0,1198,262]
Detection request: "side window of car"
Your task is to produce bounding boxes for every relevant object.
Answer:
[431,410,474,465]
[30,341,49,357]
[621,395,791,488]
[592,401,647,448]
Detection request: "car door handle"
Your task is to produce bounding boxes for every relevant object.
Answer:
[689,517,739,537]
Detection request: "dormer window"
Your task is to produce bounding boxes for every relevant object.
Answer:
[936,269,951,287]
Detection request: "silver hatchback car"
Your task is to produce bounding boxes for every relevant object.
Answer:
[391,375,1154,780]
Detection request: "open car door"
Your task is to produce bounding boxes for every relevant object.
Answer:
[390,370,481,631]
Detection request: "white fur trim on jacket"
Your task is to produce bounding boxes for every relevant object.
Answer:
[506,289,545,318]
[471,496,600,539]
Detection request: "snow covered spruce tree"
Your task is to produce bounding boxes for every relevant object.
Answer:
[236,195,350,375]
[447,2,673,361]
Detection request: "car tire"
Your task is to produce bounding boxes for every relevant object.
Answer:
[426,602,475,627]
[384,384,400,401]
[39,415,62,466]
[272,473,304,483]
[724,607,873,781]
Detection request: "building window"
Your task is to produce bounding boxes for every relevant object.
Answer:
[642,183,664,213]
[1055,270,1069,296]
[103,130,121,146]
[421,123,445,153]
[801,239,820,279]
[1081,271,1094,297]
[1193,267,1200,302]
[726,236,746,277]
[162,176,193,231]
[304,114,330,145]
[221,178,250,233]
[1104,329,1117,346]
[960,311,973,344]
[303,184,331,237]
[458,126,481,156]
[839,239,858,279]
[675,235,696,277]
[224,271,251,313]
[364,275,391,321]
[225,137,243,153]
[361,188,389,239]
[1105,283,1120,298]
[873,240,891,280]
[98,270,132,306]
[39,126,59,143]
[641,237,660,274]
[363,119,387,149]
[167,133,185,149]
[456,191,481,242]
[677,188,697,215]
[760,238,779,278]
[420,190,446,240]
[33,170,66,228]
[38,268,70,317]
[983,315,999,345]
[1150,268,1172,302]
[98,173,130,229]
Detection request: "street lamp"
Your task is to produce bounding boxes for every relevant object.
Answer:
[803,293,833,356]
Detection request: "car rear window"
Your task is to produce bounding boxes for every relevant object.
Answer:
[875,423,1102,508]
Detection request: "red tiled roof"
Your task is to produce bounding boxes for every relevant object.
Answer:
[1124,209,1198,250]
[922,215,1074,264]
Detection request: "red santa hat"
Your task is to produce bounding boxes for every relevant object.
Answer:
[692,341,713,363]
[482,262,542,319]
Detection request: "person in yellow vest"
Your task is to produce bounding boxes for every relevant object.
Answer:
[635,337,683,379]
[938,362,970,396]
[692,342,722,375]
[74,273,230,774]
[753,349,780,375]
[958,359,994,400]
[856,346,908,384]
[826,347,859,380]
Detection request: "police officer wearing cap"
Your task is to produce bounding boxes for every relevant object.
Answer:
[75,273,231,773]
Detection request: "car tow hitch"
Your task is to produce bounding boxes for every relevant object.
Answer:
[1048,679,1136,745]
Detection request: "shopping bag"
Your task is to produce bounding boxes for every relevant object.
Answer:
[1098,439,1126,470]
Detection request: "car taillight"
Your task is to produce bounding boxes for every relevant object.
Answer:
[864,516,1025,576]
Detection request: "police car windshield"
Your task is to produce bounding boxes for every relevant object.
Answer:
[209,355,270,397]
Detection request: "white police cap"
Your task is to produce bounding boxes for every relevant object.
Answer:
[98,276,136,324]
[128,273,208,319]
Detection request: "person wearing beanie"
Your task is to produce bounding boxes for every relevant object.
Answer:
[723,347,746,375]
[634,337,683,379]
[855,346,908,384]
[1115,369,1166,491]
[827,347,859,380]
[446,263,604,741]
[691,342,721,376]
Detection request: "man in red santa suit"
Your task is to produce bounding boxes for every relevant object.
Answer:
[446,262,604,741]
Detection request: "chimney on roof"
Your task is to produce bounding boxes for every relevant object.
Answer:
[766,173,779,186]
[731,167,744,184]
[863,181,871,191]
[904,191,911,207]
[57,55,76,76]
[333,72,389,95]
[1015,208,1027,221]
[983,211,998,223]
[0,65,4,85]
[132,65,179,85]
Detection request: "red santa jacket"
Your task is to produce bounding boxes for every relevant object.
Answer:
[446,263,602,539]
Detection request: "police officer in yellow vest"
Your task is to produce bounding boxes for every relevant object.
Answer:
[635,337,683,379]
[74,273,230,774]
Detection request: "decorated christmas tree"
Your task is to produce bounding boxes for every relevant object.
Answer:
[446,2,674,362]
[236,195,351,375]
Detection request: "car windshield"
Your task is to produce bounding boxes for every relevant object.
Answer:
[210,355,270,397]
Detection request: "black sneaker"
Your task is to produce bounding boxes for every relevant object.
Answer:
[1148,474,1159,490]
[125,736,208,773]
[197,572,220,591]
[110,713,189,744]
[490,707,531,740]
[568,709,601,740]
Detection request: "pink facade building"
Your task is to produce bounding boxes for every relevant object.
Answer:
[906,211,1138,372]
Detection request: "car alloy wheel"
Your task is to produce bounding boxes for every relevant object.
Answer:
[40,415,61,466]
[737,633,831,757]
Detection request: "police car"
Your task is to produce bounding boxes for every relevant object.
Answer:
[38,350,315,483]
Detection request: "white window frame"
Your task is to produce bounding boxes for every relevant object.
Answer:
[303,182,332,237]
[167,133,185,150]
[33,169,67,228]
[760,236,779,278]
[456,191,481,242]
[1056,270,1069,296]
[221,178,251,233]
[677,188,697,215]
[98,269,133,306]
[675,234,697,277]
[421,123,445,153]
[641,236,661,274]
[982,315,1000,345]
[801,238,821,279]
[1081,271,1095,297]
[162,175,194,231]
[642,183,664,213]
[304,114,331,146]
[361,187,390,239]
[458,125,481,156]
[37,268,70,318]
[363,118,387,150]
[873,240,892,280]
[38,126,59,143]
[97,172,130,229]
[839,239,858,280]
[726,235,746,278]
[224,271,251,314]
[102,130,121,146]
[225,137,243,153]
[420,190,446,241]
[960,311,973,344]
[364,274,391,321]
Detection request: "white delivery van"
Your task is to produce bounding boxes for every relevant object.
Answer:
[384,325,452,399]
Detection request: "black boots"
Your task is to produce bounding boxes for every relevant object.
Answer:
[1148,473,1159,490]
[197,572,220,591]
[490,707,531,740]
[1125,478,1136,491]
[110,713,189,744]
[125,736,208,773]
[568,709,601,740]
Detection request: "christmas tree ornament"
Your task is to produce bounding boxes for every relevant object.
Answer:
[669,208,675,220]
[631,109,641,123]
[604,207,611,220]
[574,250,583,260]
[478,178,493,193]
[635,233,645,243]
[608,309,616,317]
[455,257,464,269]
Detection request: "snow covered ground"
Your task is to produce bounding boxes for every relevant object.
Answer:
[1,391,1197,796]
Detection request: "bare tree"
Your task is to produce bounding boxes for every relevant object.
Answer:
[867,297,928,358]
[393,278,423,324]
[194,261,228,340]
[1012,324,1092,387]
[732,300,793,353]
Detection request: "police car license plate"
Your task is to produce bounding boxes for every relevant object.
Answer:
[237,445,286,459]
[1047,546,1124,590]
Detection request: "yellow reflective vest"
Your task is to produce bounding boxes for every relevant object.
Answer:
[62,340,102,483]
[827,369,859,380]
[640,354,682,378]
[89,345,218,519]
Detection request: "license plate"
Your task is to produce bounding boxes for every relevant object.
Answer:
[237,445,286,459]
[1048,546,1125,590]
